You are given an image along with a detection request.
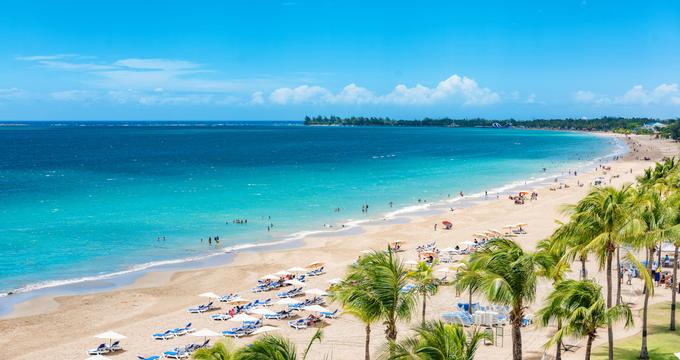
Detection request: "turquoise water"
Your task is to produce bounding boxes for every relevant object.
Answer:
[0,122,620,294]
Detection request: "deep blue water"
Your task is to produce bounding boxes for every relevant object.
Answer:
[0,122,620,294]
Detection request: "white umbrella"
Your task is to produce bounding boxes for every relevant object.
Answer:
[306,261,324,268]
[225,298,251,305]
[390,240,405,244]
[304,288,328,296]
[261,274,280,281]
[85,356,108,360]
[287,266,308,273]
[303,305,330,313]
[404,260,419,265]
[191,328,220,342]
[274,270,291,276]
[285,279,306,287]
[359,250,373,254]
[94,331,126,346]
[252,326,280,335]
[327,278,342,285]
[229,314,259,323]
[440,247,459,253]
[198,292,221,299]
[275,298,301,306]
[450,262,466,269]
[250,308,277,316]
[435,267,453,273]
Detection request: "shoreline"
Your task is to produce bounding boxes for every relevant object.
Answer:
[2,133,674,360]
[0,130,625,315]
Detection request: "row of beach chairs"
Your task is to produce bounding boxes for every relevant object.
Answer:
[152,323,195,340]
[163,339,210,359]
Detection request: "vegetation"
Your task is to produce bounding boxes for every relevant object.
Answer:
[304,116,680,136]
[381,320,489,360]
[538,280,632,360]
[408,261,441,324]
[592,302,680,360]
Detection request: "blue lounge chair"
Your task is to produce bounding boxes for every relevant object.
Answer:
[163,348,189,359]
[211,313,232,321]
[187,301,214,313]
[107,340,122,352]
[288,318,308,330]
[320,309,339,319]
[223,327,247,338]
[153,330,175,340]
[138,356,161,360]
[87,343,108,355]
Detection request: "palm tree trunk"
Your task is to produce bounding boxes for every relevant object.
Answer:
[585,333,596,360]
[556,319,562,360]
[671,244,678,331]
[581,256,588,280]
[468,289,473,314]
[616,246,622,306]
[640,247,654,360]
[512,321,522,360]
[422,293,427,324]
[364,323,371,360]
[606,248,614,360]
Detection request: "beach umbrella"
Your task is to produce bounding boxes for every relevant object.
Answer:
[304,288,328,296]
[327,278,342,285]
[85,356,108,360]
[250,308,277,316]
[389,240,404,245]
[287,266,308,273]
[461,241,476,247]
[275,298,301,306]
[440,247,458,253]
[449,262,466,269]
[473,233,488,238]
[306,261,324,268]
[198,292,221,299]
[359,249,373,254]
[260,274,280,281]
[404,260,419,265]
[94,331,126,346]
[252,326,280,335]
[503,225,514,229]
[274,270,291,276]
[229,314,259,324]
[303,305,330,313]
[435,267,453,273]
[225,298,251,306]
[285,279,306,287]
[191,328,220,342]
[515,223,528,227]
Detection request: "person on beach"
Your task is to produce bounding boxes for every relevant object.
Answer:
[208,237,212,245]
[434,223,437,231]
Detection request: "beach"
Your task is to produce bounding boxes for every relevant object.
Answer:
[1,133,677,360]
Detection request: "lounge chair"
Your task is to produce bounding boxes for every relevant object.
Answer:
[153,330,175,340]
[223,327,248,338]
[211,313,232,321]
[187,301,215,313]
[265,310,291,320]
[106,340,122,352]
[163,348,189,359]
[320,309,339,319]
[218,294,237,302]
[288,319,308,330]
[138,356,161,360]
[87,343,109,355]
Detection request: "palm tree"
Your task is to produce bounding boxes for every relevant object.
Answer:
[535,237,571,360]
[331,272,381,360]
[381,320,489,360]
[236,330,323,360]
[468,238,540,360]
[563,185,634,360]
[342,248,417,344]
[453,261,482,315]
[192,341,236,360]
[627,188,680,360]
[540,280,632,360]
[408,261,440,324]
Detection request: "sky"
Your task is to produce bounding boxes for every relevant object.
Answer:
[0,0,679,121]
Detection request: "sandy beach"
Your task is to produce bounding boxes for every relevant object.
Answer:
[1,133,677,360]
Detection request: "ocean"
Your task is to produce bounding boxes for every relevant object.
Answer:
[0,122,623,296]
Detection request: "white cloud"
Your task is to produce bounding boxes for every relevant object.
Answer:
[250,91,265,105]
[269,85,332,104]
[114,58,200,71]
[265,74,500,106]
[50,90,99,102]
[575,83,680,106]
[0,87,27,100]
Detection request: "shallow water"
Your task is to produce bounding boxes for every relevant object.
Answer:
[0,121,620,294]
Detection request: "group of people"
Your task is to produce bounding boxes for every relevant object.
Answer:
[202,236,220,245]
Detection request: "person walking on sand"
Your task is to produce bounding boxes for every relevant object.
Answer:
[208,237,212,245]
[434,223,437,231]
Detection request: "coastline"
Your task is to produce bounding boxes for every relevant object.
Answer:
[1,133,675,360]
[0,129,624,313]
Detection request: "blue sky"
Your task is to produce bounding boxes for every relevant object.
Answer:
[0,0,679,120]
